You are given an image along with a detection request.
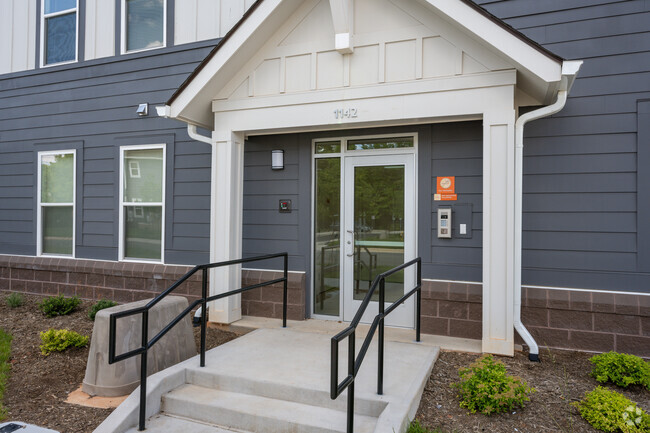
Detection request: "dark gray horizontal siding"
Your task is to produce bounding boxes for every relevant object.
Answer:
[0,42,216,265]
[427,121,483,282]
[476,0,650,292]
[242,134,306,271]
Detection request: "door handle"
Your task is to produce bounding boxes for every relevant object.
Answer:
[346,230,354,256]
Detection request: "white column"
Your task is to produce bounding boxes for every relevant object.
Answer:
[482,109,516,356]
[208,130,245,323]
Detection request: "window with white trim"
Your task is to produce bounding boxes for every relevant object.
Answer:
[120,145,165,261]
[122,0,166,53]
[42,0,78,65]
[38,151,75,256]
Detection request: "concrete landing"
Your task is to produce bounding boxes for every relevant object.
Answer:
[95,324,439,433]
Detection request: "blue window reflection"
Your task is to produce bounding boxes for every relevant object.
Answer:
[45,13,76,64]
[126,0,164,52]
[44,0,76,14]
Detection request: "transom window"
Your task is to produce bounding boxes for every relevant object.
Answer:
[42,0,78,65]
[38,151,76,256]
[120,145,165,262]
[122,0,166,53]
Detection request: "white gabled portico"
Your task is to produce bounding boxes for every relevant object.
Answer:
[160,0,580,356]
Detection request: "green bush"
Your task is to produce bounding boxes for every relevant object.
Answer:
[0,328,12,421]
[573,386,650,433]
[88,299,117,321]
[39,329,89,356]
[452,355,535,416]
[590,352,650,390]
[38,295,81,317]
[407,420,446,433]
[5,292,24,308]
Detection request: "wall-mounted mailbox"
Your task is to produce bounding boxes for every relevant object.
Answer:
[437,208,452,238]
[279,200,292,213]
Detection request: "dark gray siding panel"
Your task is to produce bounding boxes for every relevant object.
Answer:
[242,134,307,272]
[0,41,216,265]
[476,0,650,292]
[429,121,483,282]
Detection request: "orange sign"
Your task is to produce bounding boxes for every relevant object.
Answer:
[437,176,455,194]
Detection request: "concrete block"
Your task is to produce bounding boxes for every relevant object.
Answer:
[83,296,196,397]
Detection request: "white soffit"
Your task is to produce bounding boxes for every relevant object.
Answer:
[168,0,564,128]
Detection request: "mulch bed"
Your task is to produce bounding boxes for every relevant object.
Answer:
[415,349,650,433]
[0,291,239,433]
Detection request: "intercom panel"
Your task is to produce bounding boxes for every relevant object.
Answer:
[437,208,452,238]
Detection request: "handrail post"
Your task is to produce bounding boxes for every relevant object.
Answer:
[138,309,149,431]
[377,277,385,395]
[347,331,355,433]
[416,259,421,342]
[283,253,288,328]
[200,267,208,367]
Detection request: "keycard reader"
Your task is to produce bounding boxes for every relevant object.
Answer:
[438,208,452,239]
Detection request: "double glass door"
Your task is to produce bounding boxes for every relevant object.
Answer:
[314,137,416,327]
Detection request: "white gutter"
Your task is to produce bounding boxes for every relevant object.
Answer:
[514,60,582,362]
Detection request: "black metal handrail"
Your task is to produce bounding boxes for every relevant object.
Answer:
[107,252,289,431]
[330,257,421,433]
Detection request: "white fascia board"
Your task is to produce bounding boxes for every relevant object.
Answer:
[423,0,562,84]
[169,0,287,127]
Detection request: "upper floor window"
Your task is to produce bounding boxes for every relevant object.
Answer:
[38,151,76,256]
[42,0,78,66]
[122,0,166,53]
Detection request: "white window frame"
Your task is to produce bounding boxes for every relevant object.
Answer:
[119,144,166,263]
[37,149,76,257]
[121,0,167,55]
[40,0,79,67]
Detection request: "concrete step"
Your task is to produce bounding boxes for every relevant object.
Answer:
[185,368,387,417]
[162,384,378,433]
[125,413,251,433]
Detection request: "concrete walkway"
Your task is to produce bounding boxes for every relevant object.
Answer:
[95,321,440,433]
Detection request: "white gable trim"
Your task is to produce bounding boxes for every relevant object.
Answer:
[424,0,561,83]
[167,0,564,129]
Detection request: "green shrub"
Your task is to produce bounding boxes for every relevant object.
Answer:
[88,299,117,321]
[573,386,650,433]
[38,295,81,317]
[5,292,24,308]
[39,329,89,356]
[452,355,535,416]
[407,420,446,433]
[0,328,12,421]
[590,352,650,390]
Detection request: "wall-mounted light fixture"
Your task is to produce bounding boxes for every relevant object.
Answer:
[136,103,149,116]
[272,149,284,170]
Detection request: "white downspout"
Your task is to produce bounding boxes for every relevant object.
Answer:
[156,108,217,320]
[514,60,582,361]
[187,124,216,321]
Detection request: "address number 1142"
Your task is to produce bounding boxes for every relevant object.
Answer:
[334,108,358,119]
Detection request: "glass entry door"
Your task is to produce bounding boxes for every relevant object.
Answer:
[342,154,415,327]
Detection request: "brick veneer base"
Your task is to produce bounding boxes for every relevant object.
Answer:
[0,255,203,304]
[1,255,647,356]
[421,280,650,358]
[0,255,307,322]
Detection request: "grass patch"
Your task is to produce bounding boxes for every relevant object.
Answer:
[407,420,448,433]
[0,328,12,421]
[5,293,24,308]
